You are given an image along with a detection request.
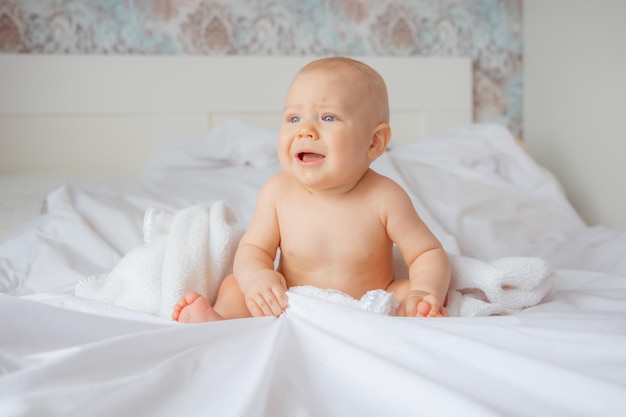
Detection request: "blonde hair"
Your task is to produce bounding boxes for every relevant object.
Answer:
[296,57,390,124]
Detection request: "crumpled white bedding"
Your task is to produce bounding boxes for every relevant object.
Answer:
[75,202,245,319]
[0,173,95,242]
[72,196,553,319]
[1,120,625,416]
[2,271,626,417]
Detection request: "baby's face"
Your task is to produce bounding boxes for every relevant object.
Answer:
[278,68,380,192]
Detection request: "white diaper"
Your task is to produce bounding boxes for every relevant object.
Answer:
[288,286,399,315]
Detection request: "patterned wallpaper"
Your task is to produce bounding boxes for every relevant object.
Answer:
[0,0,523,136]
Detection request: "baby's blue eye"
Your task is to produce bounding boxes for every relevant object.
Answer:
[289,116,300,123]
[322,115,336,122]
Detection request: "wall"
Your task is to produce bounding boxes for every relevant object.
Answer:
[524,0,626,229]
[0,0,522,135]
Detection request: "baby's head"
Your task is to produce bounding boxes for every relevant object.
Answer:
[293,57,390,126]
[279,57,392,192]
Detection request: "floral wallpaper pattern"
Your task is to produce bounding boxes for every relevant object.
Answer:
[0,0,523,136]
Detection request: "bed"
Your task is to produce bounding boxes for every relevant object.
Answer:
[1,54,625,417]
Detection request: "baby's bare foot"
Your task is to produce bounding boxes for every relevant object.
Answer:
[172,291,224,323]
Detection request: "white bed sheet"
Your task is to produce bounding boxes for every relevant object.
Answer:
[0,174,74,242]
[1,120,625,416]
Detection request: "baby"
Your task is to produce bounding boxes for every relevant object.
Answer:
[173,57,450,322]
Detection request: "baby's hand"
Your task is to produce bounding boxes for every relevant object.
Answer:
[243,270,288,317]
[397,290,447,318]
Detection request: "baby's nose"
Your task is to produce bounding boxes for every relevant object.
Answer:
[297,124,319,141]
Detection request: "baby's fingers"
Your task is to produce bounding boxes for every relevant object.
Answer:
[417,300,433,317]
[397,295,421,317]
[247,297,276,317]
[247,290,286,317]
[245,297,262,317]
[397,293,443,318]
[421,294,443,317]
[272,286,289,311]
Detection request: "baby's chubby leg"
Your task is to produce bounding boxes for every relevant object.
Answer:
[172,274,252,322]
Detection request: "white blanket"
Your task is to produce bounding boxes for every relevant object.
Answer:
[75,202,244,319]
[1,121,625,417]
[3,270,626,417]
[74,201,552,318]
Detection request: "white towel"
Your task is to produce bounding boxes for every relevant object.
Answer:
[75,202,244,319]
[289,286,400,315]
[76,201,552,319]
[288,255,553,317]
[445,254,553,316]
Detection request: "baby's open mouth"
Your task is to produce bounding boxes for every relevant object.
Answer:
[298,152,324,162]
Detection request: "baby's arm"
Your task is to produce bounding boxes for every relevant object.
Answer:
[397,248,450,317]
[383,180,451,317]
[234,245,288,317]
[233,177,289,317]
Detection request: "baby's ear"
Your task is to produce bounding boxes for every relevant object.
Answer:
[367,123,392,160]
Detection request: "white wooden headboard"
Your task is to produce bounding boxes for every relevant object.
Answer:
[0,54,471,175]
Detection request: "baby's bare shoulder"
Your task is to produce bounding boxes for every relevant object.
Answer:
[261,172,293,193]
[367,170,409,198]
[259,173,304,208]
